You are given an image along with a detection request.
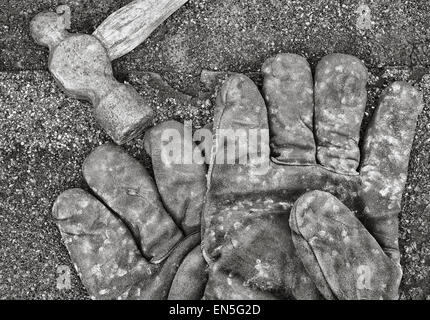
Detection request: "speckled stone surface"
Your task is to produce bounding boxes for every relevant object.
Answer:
[0,0,430,299]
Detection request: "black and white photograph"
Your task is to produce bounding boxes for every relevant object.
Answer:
[0,0,429,306]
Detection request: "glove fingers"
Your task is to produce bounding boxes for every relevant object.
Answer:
[212,74,270,175]
[314,54,368,175]
[52,189,152,300]
[360,82,423,264]
[168,245,208,300]
[290,191,402,300]
[262,53,316,165]
[83,143,183,263]
[144,120,207,235]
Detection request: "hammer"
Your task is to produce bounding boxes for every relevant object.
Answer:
[30,0,189,145]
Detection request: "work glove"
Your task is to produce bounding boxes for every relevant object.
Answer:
[53,121,208,300]
[202,53,423,300]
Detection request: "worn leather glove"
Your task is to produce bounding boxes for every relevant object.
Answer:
[53,121,208,299]
[202,53,423,300]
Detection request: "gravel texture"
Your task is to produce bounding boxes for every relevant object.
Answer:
[0,0,429,300]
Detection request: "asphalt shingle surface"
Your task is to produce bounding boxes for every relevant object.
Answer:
[0,0,429,299]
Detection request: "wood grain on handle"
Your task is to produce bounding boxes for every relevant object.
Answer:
[93,0,189,61]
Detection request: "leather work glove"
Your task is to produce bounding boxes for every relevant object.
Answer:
[53,121,208,300]
[202,53,423,300]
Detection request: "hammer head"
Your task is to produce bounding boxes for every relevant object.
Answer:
[30,5,71,49]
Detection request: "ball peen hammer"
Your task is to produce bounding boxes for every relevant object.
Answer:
[30,0,189,145]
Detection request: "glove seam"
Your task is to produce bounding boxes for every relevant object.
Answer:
[150,230,201,265]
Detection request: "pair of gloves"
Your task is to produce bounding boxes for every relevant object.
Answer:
[53,53,423,300]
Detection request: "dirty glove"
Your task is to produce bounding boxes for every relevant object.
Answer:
[53,121,208,299]
[202,53,423,300]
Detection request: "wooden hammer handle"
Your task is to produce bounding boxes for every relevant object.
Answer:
[93,0,189,61]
